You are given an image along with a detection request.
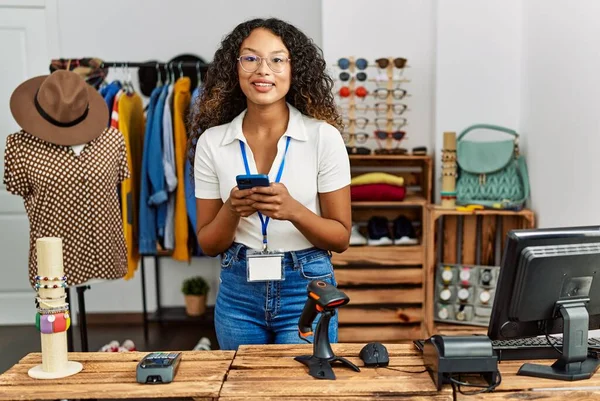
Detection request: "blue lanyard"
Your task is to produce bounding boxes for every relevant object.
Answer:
[239,136,291,249]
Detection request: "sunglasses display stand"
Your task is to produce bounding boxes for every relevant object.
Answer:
[440,131,457,209]
[374,57,408,154]
[28,237,82,380]
[383,58,397,152]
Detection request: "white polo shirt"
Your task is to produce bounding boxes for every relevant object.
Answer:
[194,103,351,251]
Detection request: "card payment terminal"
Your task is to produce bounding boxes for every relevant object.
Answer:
[136,352,182,384]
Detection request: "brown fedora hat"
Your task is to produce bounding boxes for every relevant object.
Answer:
[10,70,109,146]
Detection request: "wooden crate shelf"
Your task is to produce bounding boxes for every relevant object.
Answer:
[334,154,432,342]
[424,205,536,337]
[338,324,423,342]
[332,245,424,266]
[335,267,423,286]
[343,288,423,305]
[351,194,427,207]
[339,306,423,324]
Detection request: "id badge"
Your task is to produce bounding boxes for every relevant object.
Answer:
[246,249,284,282]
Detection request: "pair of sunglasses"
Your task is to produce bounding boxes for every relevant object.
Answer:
[375,58,407,69]
[338,57,368,70]
[373,88,408,100]
[339,71,367,82]
[374,103,408,115]
[374,117,408,130]
[342,117,369,129]
[342,132,369,144]
[375,130,406,141]
[339,86,368,98]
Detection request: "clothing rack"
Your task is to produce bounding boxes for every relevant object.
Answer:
[101,61,209,68]
[95,58,211,345]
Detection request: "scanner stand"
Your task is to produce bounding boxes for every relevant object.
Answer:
[294,310,360,380]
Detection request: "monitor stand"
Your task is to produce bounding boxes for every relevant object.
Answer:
[518,299,600,381]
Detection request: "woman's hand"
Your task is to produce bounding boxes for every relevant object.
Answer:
[226,186,257,218]
[247,183,304,221]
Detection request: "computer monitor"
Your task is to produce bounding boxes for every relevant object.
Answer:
[488,225,600,380]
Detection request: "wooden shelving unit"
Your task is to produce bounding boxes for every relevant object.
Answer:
[332,154,432,343]
[424,205,536,337]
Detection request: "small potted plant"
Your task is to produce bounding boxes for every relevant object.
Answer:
[181,276,210,317]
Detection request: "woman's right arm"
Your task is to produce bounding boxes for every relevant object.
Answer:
[194,131,258,256]
[196,188,257,256]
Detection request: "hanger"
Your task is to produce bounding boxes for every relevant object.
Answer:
[164,62,171,86]
[155,63,163,88]
[169,62,175,85]
[178,62,183,79]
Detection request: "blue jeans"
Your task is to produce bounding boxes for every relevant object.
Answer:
[215,242,338,350]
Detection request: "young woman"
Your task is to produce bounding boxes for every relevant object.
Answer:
[189,17,351,350]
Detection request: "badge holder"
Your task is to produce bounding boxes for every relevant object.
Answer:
[246,246,285,282]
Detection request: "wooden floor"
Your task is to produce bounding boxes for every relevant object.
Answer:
[0,322,218,375]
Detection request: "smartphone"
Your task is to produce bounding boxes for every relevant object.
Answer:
[236,174,270,190]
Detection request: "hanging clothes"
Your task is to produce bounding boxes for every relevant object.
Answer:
[162,82,177,250]
[138,86,163,254]
[185,85,204,256]
[151,85,169,247]
[100,81,122,125]
[172,77,191,261]
[118,92,145,278]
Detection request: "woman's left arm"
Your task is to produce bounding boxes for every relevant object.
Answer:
[291,186,352,253]
[249,123,352,253]
[248,183,351,253]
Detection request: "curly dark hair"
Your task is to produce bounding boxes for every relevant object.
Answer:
[187,17,342,163]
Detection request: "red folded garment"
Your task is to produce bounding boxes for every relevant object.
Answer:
[351,183,406,202]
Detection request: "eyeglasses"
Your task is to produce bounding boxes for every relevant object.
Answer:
[342,132,369,144]
[374,117,408,130]
[374,103,408,115]
[339,86,368,98]
[337,57,368,70]
[342,117,369,129]
[374,130,406,141]
[375,58,407,69]
[373,88,408,100]
[237,54,291,73]
[339,71,367,82]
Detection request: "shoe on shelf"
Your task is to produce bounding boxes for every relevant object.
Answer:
[367,216,393,246]
[393,216,419,245]
[193,337,212,351]
[121,339,136,351]
[99,340,120,352]
[350,223,367,246]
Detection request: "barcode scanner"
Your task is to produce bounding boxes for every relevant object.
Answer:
[294,280,360,380]
[298,280,349,338]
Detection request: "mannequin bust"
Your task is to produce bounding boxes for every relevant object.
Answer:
[5,70,129,289]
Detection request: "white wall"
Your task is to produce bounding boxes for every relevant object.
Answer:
[7,0,600,319]
[434,0,522,202]
[322,0,436,154]
[49,0,323,315]
[520,0,600,228]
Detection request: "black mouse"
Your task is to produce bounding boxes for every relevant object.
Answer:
[359,342,389,367]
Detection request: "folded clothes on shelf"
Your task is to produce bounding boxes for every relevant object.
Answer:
[350,172,406,202]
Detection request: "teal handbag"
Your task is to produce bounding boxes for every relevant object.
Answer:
[455,124,530,209]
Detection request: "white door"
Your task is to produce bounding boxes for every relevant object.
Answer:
[0,3,55,324]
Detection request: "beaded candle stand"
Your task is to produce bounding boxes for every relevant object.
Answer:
[28,237,83,379]
[440,131,457,209]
